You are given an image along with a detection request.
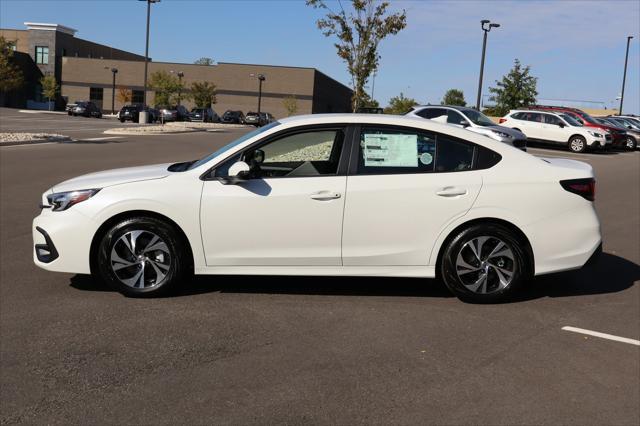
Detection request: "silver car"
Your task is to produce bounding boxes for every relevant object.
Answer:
[406,105,527,150]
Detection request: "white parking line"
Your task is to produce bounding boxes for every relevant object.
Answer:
[562,326,640,346]
[78,136,124,141]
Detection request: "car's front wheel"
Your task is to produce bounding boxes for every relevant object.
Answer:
[440,223,530,303]
[625,136,637,150]
[95,216,190,297]
[568,135,587,153]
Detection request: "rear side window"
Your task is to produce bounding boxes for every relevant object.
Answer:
[544,114,561,125]
[416,108,447,120]
[356,128,479,175]
[511,112,524,120]
[475,146,502,170]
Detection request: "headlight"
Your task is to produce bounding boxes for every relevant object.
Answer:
[490,129,513,139]
[46,189,100,211]
[588,131,603,138]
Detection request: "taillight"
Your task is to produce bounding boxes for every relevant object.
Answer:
[560,178,595,201]
[499,118,507,123]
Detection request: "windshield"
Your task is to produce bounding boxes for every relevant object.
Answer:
[578,112,598,124]
[188,121,281,170]
[560,113,582,127]
[462,109,495,126]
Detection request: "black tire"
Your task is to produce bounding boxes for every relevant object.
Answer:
[568,135,587,153]
[120,118,125,123]
[94,216,190,297]
[440,223,530,303]
[625,136,637,150]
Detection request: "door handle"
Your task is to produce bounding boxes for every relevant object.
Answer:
[310,191,342,201]
[436,187,468,197]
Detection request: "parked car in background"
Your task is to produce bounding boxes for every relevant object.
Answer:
[406,105,527,150]
[500,110,610,153]
[70,101,102,118]
[65,103,77,115]
[244,111,263,126]
[118,104,157,124]
[528,105,627,149]
[189,107,219,123]
[157,105,190,122]
[615,115,640,128]
[32,114,601,303]
[221,110,245,124]
[260,112,276,125]
[596,117,638,150]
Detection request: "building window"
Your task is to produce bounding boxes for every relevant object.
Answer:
[34,84,43,102]
[132,90,144,105]
[61,48,67,57]
[89,87,103,108]
[35,46,49,64]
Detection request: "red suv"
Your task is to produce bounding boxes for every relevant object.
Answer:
[529,105,627,148]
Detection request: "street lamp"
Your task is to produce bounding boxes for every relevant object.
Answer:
[105,66,118,114]
[139,0,160,108]
[171,70,184,105]
[476,19,500,110]
[250,73,266,114]
[619,36,633,115]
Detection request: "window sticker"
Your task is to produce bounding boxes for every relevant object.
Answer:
[419,152,433,165]
[363,133,418,167]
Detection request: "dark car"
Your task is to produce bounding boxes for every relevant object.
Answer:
[119,104,157,123]
[157,105,190,122]
[245,111,275,127]
[189,107,219,123]
[71,101,102,118]
[221,110,245,124]
[65,103,77,115]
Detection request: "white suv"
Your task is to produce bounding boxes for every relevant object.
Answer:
[500,110,611,153]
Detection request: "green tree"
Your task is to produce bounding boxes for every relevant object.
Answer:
[307,0,407,112]
[283,95,298,116]
[442,89,466,106]
[40,75,58,110]
[488,59,538,116]
[0,36,24,93]
[383,92,417,115]
[189,81,217,107]
[148,70,183,106]
[194,57,214,66]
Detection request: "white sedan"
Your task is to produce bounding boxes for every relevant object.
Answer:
[33,114,602,303]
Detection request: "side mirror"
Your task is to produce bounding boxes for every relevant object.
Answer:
[222,161,250,185]
[558,122,565,128]
[253,149,265,164]
[461,121,470,128]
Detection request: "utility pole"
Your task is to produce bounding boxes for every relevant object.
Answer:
[619,36,633,115]
[476,19,500,110]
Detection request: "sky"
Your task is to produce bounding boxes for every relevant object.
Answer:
[1,0,639,113]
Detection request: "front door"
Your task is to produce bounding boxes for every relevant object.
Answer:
[342,126,483,266]
[200,127,348,266]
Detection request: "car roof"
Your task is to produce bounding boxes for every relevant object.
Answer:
[510,109,563,116]
[413,105,474,113]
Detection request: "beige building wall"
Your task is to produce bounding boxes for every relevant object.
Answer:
[0,29,29,52]
[60,57,332,118]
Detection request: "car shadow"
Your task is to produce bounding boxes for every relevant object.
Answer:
[527,142,623,156]
[69,253,638,302]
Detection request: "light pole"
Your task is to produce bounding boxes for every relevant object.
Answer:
[171,70,184,105]
[619,36,633,115]
[105,67,118,114]
[251,73,266,114]
[139,0,160,107]
[476,19,500,110]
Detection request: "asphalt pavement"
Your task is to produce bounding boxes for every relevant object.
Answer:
[1,108,638,425]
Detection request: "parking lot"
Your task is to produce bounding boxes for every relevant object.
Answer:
[1,108,639,424]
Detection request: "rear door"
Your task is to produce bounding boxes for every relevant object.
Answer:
[341,125,483,266]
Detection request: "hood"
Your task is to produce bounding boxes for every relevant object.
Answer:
[52,163,172,193]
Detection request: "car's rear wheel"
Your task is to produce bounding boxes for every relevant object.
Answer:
[625,136,637,150]
[95,217,189,297]
[440,223,530,303]
[568,135,587,153]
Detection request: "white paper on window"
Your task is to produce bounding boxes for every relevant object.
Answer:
[363,134,418,167]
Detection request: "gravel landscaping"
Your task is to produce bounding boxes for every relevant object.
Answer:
[104,121,249,135]
[0,132,71,144]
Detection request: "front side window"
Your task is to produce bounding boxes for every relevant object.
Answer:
[544,114,561,125]
[35,46,49,64]
[462,109,496,126]
[447,110,469,126]
[241,129,345,178]
[417,108,447,120]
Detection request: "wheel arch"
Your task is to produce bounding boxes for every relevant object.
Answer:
[89,210,194,275]
[434,217,535,278]
[568,133,586,142]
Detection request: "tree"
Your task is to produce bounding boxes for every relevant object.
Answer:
[189,81,217,107]
[488,59,538,116]
[40,75,58,110]
[283,95,298,116]
[194,57,214,66]
[442,89,466,106]
[383,92,417,115]
[116,86,132,104]
[148,70,183,106]
[0,36,24,93]
[307,0,407,112]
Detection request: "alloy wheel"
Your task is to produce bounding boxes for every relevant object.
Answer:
[626,137,636,149]
[110,230,171,289]
[455,236,516,294]
[570,138,584,152]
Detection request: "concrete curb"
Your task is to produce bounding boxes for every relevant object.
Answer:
[103,128,205,135]
[18,109,66,115]
[0,136,72,147]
